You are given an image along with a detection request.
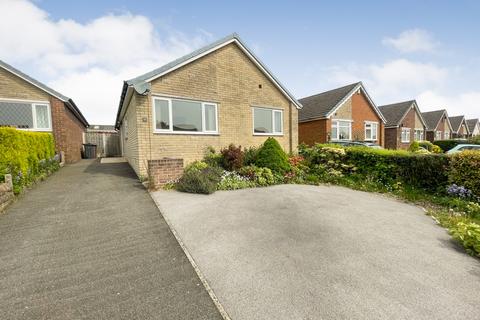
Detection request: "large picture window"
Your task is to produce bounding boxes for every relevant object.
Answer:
[153,97,218,134]
[0,100,51,131]
[253,107,283,135]
[331,120,352,140]
[364,122,378,141]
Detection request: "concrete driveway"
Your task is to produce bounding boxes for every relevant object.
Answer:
[152,184,480,320]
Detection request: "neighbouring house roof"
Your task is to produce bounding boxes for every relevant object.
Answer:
[0,59,89,127]
[298,82,386,123]
[378,100,427,128]
[449,115,469,134]
[421,109,450,131]
[466,119,479,133]
[115,33,302,129]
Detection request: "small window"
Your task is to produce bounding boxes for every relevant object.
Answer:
[414,129,424,141]
[365,122,378,141]
[253,107,283,135]
[444,131,450,140]
[332,120,352,140]
[152,97,218,134]
[401,128,411,143]
[0,100,51,130]
[435,131,443,140]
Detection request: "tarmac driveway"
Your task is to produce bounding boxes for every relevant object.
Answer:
[152,184,480,320]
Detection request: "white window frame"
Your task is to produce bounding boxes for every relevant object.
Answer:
[0,98,52,131]
[252,106,283,136]
[401,128,411,143]
[364,121,378,141]
[444,131,450,140]
[152,96,219,135]
[331,119,353,141]
[414,129,424,141]
[435,131,443,140]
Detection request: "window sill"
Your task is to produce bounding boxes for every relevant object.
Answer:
[17,128,53,132]
[253,133,284,137]
[153,131,220,136]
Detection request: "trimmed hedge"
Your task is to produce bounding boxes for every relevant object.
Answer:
[448,150,480,197]
[255,137,291,174]
[0,127,56,190]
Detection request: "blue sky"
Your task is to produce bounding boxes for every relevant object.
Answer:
[1,0,479,124]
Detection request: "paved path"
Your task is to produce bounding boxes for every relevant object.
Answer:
[0,160,221,320]
[153,185,480,320]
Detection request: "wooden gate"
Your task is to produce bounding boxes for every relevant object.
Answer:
[85,125,121,157]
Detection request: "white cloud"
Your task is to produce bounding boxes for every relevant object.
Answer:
[418,90,480,119]
[0,0,212,124]
[382,29,439,53]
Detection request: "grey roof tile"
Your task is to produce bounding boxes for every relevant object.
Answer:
[449,115,466,132]
[378,101,415,127]
[467,119,479,133]
[421,110,447,131]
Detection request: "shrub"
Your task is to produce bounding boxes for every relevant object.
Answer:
[408,141,420,152]
[176,167,222,194]
[255,138,291,174]
[418,141,442,153]
[432,145,443,154]
[220,144,244,171]
[448,150,480,197]
[0,127,57,193]
[243,146,259,166]
[433,140,469,152]
[239,165,275,186]
[217,171,255,190]
[449,222,480,256]
[203,147,223,167]
[184,161,208,173]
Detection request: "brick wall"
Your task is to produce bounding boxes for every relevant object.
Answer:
[123,43,298,176]
[148,158,184,189]
[0,174,13,213]
[299,90,384,146]
[50,96,85,163]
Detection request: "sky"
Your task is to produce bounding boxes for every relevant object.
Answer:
[1,0,479,125]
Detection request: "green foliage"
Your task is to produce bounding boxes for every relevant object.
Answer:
[185,161,208,173]
[449,222,480,256]
[203,147,223,167]
[217,171,255,190]
[220,144,244,171]
[0,127,57,193]
[448,150,480,197]
[433,140,472,152]
[239,165,275,186]
[176,167,222,194]
[243,146,259,166]
[255,138,291,174]
[418,141,442,153]
[408,141,420,152]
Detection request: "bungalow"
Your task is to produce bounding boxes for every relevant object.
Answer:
[449,115,470,139]
[421,110,453,142]
[378,100,427,150]
[298,82,386,146]
[0,60,89,163]
[115,33,301,179]
[466,119,480,137]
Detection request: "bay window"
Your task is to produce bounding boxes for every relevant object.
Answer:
[331,120,352,140]
[153,97,218,134]
[401,128,411,143]
[0,100,51,131]
[253,107,283,135]
[365,122,378,141]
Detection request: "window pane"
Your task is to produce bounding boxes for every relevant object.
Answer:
[0,101,33,128]
[35,104,50,128]
[338,121,351,140]
[331,122,338,140]
[154,99,170,130]
[172,100,202,132]
[204,104,216,132]
[254,108,272,133]
[274,111,282,133]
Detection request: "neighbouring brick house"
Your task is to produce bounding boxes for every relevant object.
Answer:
[449,115,470,139]
[378,100,427,150]
[298,82,386,146]
[0,60,89,163]
[466,119,480,137]
[115,33,301,184]
[421,110,453,142]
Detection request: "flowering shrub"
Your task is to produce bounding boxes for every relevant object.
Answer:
[448,150,480,197]
[176,167,222,194]
[447,184,474,199]
[217,171,255,190]
[239,165,275,186]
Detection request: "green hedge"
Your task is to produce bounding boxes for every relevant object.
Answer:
[433,140,472,152]
[0,127,56,191]
[448,151,480,197]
